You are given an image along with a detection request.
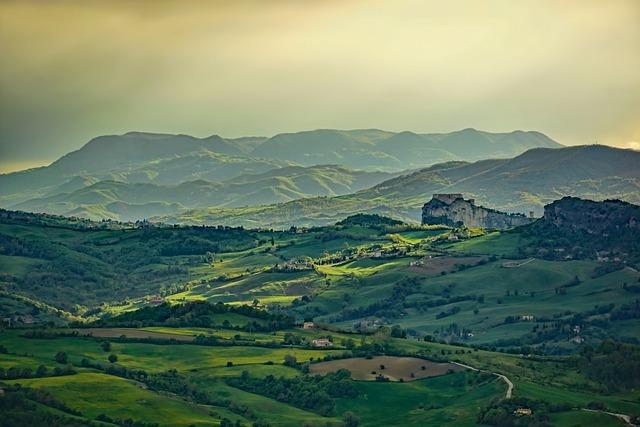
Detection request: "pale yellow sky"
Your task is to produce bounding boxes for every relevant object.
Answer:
[1,0,639,170]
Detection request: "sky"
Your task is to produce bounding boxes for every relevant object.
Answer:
[1,0,639,173]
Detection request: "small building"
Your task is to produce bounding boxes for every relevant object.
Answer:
[514,408,532,416]
[302,321,315,329]
[149,295,164,305]
[571,336,585,344]
[520,315,535,321]
[311,338,333,348]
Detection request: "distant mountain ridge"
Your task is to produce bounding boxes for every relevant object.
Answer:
[252,128,560,169]
[0,127,560,210]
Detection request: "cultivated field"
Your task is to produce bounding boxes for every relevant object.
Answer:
[309,356,464,381]
[73,327,197,341]
[409,255,485,275]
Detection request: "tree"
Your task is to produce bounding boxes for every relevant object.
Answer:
[342,411,360,427]
[36,365,48,377]
[108,354,118,363]
[101,340,111,352]
[54,352,67,364]
[283,354,297,367]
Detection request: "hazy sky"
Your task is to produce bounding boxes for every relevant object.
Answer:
[1,0,639,172]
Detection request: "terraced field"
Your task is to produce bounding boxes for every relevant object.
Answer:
[310,356,463,381]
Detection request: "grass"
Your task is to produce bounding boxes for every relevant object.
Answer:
[7,372,234,426]
[188,375,342,426]
[443,231,523,256]
[309,356,463,381]
[549,410,626,426]
[335,371,503,426]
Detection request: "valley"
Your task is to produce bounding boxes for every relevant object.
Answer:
[1,199,639,426]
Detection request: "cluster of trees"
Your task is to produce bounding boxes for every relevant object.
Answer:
[335,214,404,229]
[435,306,461,320]
[0,233,62,259]
[95,414,159,427]
[0,363,74,380]
[477,397,570,427]
[227,369,359,416]
[90,301,295,332]
[0,384,86,426]
[334,277,422,322]
[517,198,640,262]
[578,340,640,391]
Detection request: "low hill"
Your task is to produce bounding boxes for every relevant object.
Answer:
[0,209,261,311]
[518,197,640,261]
[12,165,399,221]
[93,301,294,331]
[158,145,640,228]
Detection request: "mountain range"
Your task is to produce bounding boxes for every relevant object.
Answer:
[2,128,638,227]
[0,128,558,204]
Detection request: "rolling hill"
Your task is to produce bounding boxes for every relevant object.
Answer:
[158,145,640,228]
[12,165,399,221]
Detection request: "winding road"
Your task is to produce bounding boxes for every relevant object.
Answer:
[451,361,513,398]
[582,409,636,426]
[451,361,636,425]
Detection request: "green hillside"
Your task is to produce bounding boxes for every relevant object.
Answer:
[13,166,399,221]
[1,199,639,426]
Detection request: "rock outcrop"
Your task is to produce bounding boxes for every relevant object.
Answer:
[422,194,534,229]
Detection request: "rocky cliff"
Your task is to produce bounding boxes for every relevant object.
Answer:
[422,194,534,229]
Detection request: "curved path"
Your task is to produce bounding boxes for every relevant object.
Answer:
[451,361,513,399]
[582,409,635,426]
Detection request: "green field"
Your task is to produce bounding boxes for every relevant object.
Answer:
[7,372,235,426]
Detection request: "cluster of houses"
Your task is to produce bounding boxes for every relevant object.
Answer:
[147,295,165,305]
[409,255,434,267]
[514,408,532,416]
[299,322,334,347]
[2,314,36,326]
[352,319,382,333]
[271,258,314,272]
[596,251,622,263]
[311,338,333,348]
